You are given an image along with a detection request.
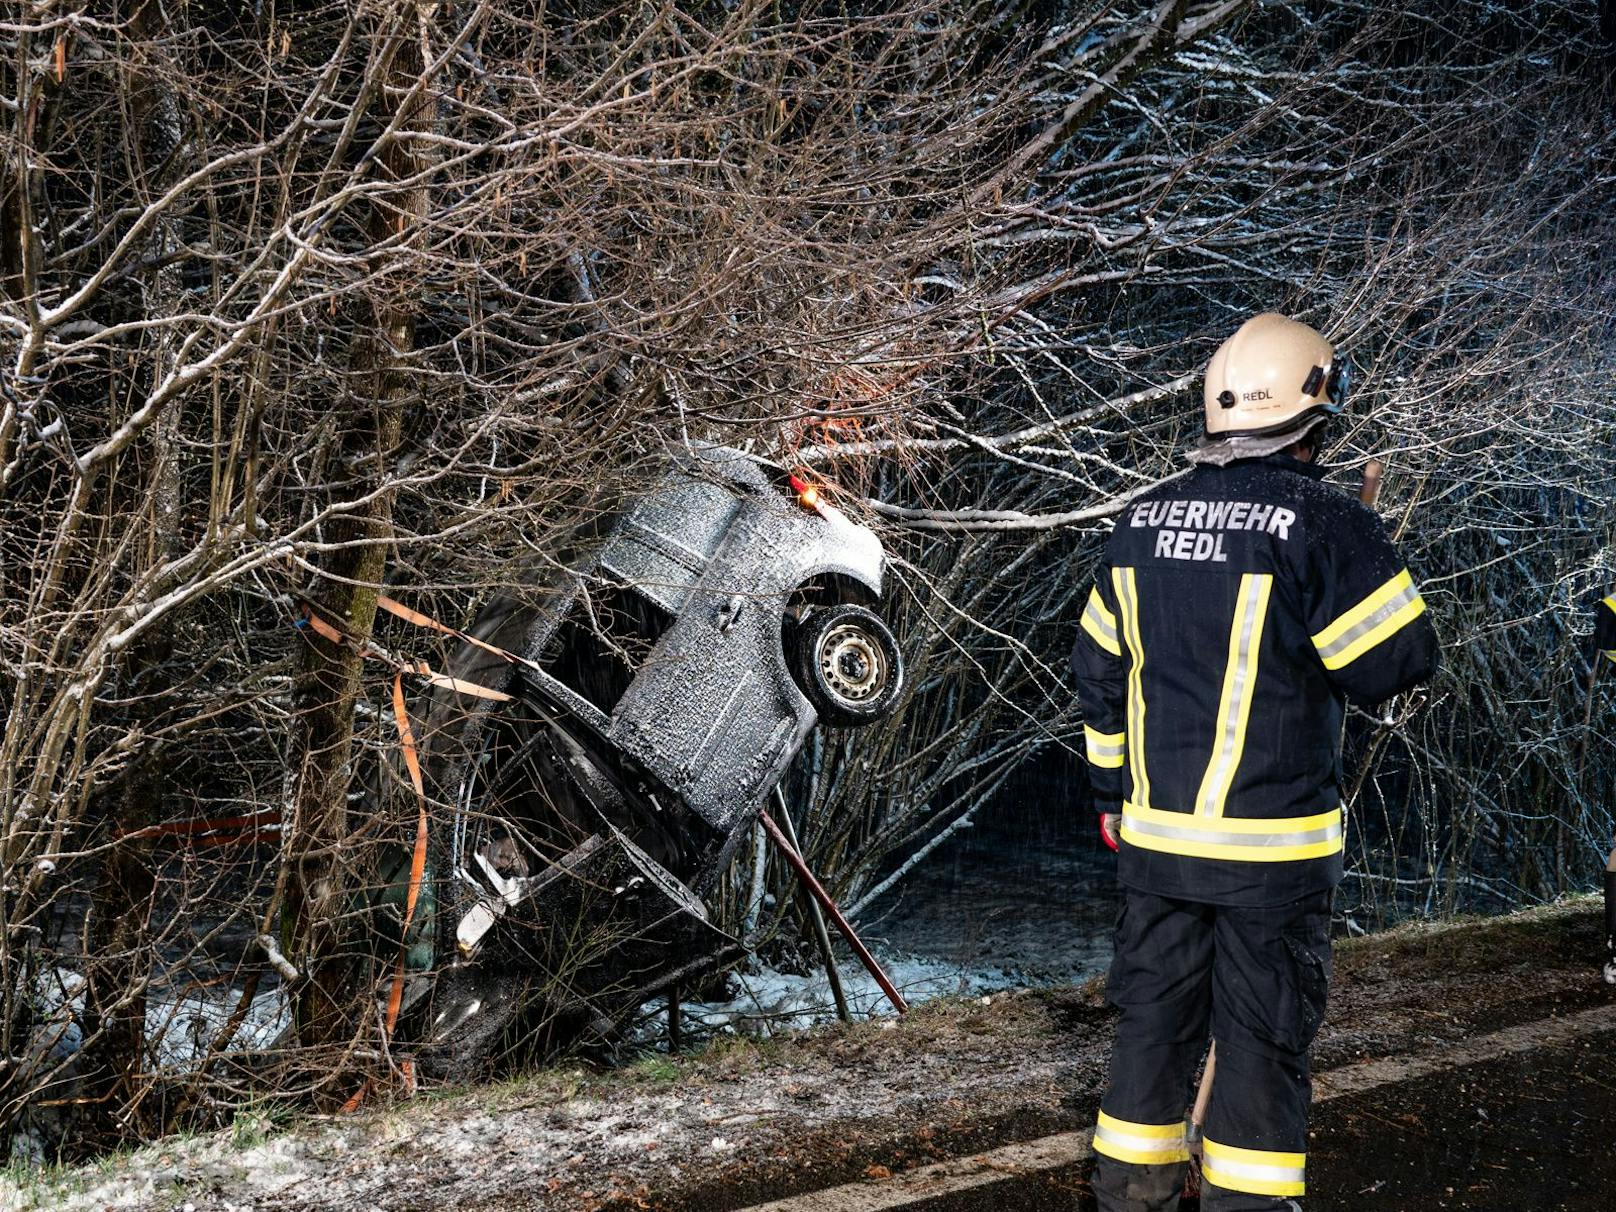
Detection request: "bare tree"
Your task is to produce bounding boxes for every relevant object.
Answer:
[1,0,1612,1158]
[0,0,1079,1147]
[776,1,1616,935]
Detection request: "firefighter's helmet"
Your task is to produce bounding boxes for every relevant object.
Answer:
[1203,313,1349,439]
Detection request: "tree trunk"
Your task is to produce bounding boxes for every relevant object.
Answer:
[282,12,432,1071]
[79,701,162,1143]
[76,1,186,1141]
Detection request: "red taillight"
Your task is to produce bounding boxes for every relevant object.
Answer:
[788,472,820,511]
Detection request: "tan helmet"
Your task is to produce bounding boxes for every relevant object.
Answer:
[1202,313,1348,439]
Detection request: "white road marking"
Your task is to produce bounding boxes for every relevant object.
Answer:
[735,1129,1097,1212]
[1311,1000,1616,1099]
[734,999,1616,1212]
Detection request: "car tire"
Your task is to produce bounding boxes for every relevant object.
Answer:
[791,604,904,727]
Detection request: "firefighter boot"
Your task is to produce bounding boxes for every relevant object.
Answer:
[1091,1155,1186,1212]
[1202,1181,1303,1212]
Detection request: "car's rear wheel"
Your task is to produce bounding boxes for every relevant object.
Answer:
[791,604,903,727]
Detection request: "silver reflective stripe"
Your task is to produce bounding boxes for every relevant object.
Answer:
[1085,730,1125,762]
[1314,578,1420,663]
[1112,568,1151,807]
[1094,1122,1185,1159]
[1124,815,1341,849]
[1197,574,1270,817]
[1083,596,1118,648]
[1205,1156,1306,1187]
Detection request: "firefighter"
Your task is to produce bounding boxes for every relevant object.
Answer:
[1595,592,1616,984]
[1071,313,1440,1211]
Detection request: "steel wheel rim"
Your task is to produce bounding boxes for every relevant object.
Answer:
[817,622,887,704]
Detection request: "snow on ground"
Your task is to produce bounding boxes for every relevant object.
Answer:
[8,972,292,1167]
[21,966,289,1075]
[142,985,290,1072]
[3,901,1608,1212]
[665,948,1033,1041]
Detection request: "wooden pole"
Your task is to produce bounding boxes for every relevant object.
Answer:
[1191,1042,1217,1139]
[1192,459,1388,1156]
[1359,458,1384,508]
[757,808,908,1014]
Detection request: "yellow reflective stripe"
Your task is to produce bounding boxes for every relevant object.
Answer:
[1311,569,1425,670]
[1084,725,1126,769]
[1202,1138,1305,1198]
[1081,586,1122,656]
[1097,1110,1185,1140]
[1603,594,1616,615]
[1322,592,1425,670]
[1112,567,1151,809]
[1093,1111,1189,1166]
[1194,573,1272,818]
[1119,802,1343,863]
[1312,569,1412,649]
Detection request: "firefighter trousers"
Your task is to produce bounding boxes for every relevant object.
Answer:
[1091,887,1331,1212]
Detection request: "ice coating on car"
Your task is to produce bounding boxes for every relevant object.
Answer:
[402,444,903,1073]
[532,445,887,837]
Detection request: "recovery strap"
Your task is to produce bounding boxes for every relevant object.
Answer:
[296,594,519,1108]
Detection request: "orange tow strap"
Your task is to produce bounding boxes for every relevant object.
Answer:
[295,598,501,1110]
[376,594,545,674]
[336,676,428,1115]
[383,670,429,1039]
[299,600,515,702]
[299,609,346,646]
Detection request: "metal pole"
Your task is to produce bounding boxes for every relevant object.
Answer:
[774,787,850,1022]
[757,807,908,1014]
[1579,652,1613,979]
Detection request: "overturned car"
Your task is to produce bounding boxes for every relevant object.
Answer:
[397,447,904,1072]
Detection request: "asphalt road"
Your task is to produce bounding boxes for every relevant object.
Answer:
[1305,1024,1616,1212]
[735,1010,1616,1212]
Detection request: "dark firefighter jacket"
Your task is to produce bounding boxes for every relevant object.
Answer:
[1071,454,1440,906]
[1597,593,1616,665]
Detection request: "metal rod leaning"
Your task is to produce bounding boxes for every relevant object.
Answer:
[774,786,851,1022]
[757,807,908,1015]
